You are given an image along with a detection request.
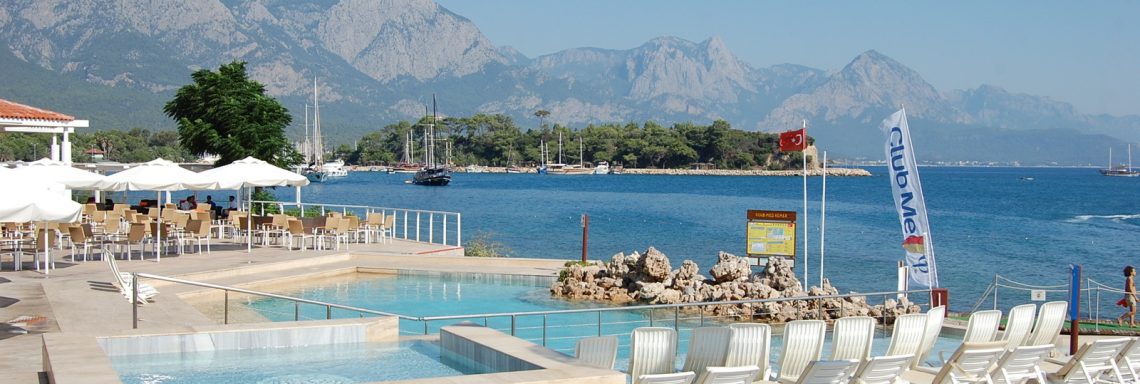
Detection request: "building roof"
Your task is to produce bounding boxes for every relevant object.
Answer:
[0,98,75,122]
[84,148,105,155]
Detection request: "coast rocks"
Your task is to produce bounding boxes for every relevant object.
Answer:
[550,247,919,323]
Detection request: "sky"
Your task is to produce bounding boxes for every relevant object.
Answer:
[435,0,1140,116]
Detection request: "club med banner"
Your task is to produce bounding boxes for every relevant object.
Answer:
[881,109,940,288]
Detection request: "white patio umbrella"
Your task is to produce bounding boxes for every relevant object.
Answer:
[10,158,122,190]
[198,156,309,252]
[0,171,83,274]
[105,158,220,261]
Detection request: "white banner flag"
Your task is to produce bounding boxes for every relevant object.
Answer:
[881,109,939,288]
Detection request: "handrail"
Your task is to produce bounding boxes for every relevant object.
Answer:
[249,200,462,247]
[133,273,417,329]
[132,271,933,339]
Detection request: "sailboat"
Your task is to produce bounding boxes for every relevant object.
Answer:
[302,79,348,182]
[411,95,451,186]
[1100,144,1140,177]
[548,133,591,175]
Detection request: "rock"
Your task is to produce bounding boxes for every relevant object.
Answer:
[709,251,751,283]
[636,247,672,282]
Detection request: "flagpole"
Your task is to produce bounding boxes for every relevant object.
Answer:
[801,119,809,291]
[820,150,827,287]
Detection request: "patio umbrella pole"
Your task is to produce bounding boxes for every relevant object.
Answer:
[156,191,162,262]
[247,187,253,253]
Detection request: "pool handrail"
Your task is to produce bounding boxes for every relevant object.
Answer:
[130,272,932,341]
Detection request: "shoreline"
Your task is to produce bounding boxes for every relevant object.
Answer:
[348,166,873,176]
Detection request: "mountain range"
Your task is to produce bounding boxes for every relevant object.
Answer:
[1,0,1137,165]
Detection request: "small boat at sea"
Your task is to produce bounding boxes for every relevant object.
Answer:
[548,133,592,175]
[594,161,611,175]
[300,78,347,183]
[413,166,451,185]
[1100,145,1140,177]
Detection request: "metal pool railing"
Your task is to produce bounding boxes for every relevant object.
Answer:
[250,200,461,247]
[129,272,932,349]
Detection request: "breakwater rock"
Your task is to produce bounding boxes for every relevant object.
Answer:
[551,247,920,322]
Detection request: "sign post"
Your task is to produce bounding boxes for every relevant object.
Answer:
[746,210,797,268]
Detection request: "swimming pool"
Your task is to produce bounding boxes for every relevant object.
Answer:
[110,340,491,384]
[242,271,964,373]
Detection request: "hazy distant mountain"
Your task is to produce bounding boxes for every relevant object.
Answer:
[0,0,1135,164]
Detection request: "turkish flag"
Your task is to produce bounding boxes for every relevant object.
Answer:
[779,128,806,152]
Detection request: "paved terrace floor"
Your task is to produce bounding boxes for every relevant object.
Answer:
[0,238,569,383]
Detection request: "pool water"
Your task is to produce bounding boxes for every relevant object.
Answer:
[111,340,486,384]
[244,273,963,374]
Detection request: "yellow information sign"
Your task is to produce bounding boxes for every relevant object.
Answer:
[746,221,797,257]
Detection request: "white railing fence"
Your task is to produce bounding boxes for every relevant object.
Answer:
[250,200,461,247]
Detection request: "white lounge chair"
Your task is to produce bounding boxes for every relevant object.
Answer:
[638,371,696,384]
[1001,304,1037,351]
[683,327,731,383]
[962,309,1003,343]
[903,340,1007,384]
[700,365,761,384]
[794,360,860,384]
[913,305,946,369]
[885,313,927,358]
[850,354,914,384]
[575,335,618,370]
[775,320,826,384]
[829,316,876,361]
[1045,337,1130,384]
[1114,337,1140,383]
[725,323,772,381]
[1024,301,1067,348]
[105,250,157,303]
[631,327,679,384]
[989,344,1052,384]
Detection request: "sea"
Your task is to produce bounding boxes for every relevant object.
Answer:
[261,167,1140,314]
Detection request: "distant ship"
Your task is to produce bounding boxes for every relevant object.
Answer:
[411,95,451,186]
[1100,145,1140,177]
[299,79,347,183]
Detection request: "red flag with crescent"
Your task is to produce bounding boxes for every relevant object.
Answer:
[779,128,807,152]
[902,235,925,254]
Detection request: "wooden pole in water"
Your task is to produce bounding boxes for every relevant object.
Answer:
[1070,264,1081,356]
[581,214,589,263]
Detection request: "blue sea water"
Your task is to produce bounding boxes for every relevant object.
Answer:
[272,167,1140,313]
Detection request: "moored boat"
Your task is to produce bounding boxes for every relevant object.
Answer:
[1100,145,1140,177]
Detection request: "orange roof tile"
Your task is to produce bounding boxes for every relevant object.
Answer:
[0,98,74,122]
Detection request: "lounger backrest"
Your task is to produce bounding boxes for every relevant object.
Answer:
[725,323,771,380]
[367,213,383,226]
[776,320,826,383]
[630,327,678,381]
[702,365,760,384]
[794,359,859,384]
[574,335,618,370]
[636,371,695,384]
[1054,337,1130,383]
[851,354,913,384]
[68,225,86,243]
[991,344,1053,384]
[1002,304,1037,350]
[288,219,306,236]
[681,327,730,381]
[913,305,946,369]
[830,316,876,361]
[930,341,1007,384]
[384,215,395,229]
[885,313,927,357]
[1116,338,1140,383]
[1024,301,1068,347]
[962,309,1003,343]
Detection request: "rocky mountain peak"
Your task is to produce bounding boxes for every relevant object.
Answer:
[626,35,754,103]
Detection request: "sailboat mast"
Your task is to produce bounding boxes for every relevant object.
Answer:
[432,94,438,168]
[304,104,310,163]
[558,132,563,164]
[1130,144,1134,172]
[312,78,323,165]
[579,136,584,167]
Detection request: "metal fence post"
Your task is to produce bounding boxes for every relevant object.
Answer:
[132,274,139,329]
[674,306,679,331]
[294,302,299,321]
[542,315,547,346]
[456,213,462,246]
[224,290,229,324]
[511,315,517,336]
[597,311,602,337]
[415,213,421,242]
[429,213,434,244]
[326,305,332,320]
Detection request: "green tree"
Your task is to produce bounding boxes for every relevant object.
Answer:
[163,61,300,168]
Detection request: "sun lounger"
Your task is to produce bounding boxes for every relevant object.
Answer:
[990,344,1053,384]
[683,327,731,383]
[850,354,913,384]
[885,313,927,358]
[913,305,946,369]
[638,371,696,384]
[105,250,157,303]
[575,335,618,370]
[725,323,773,381]
[774,320,826,384]
[699,365,761,384]
[1114,337,1140,383]
[1045,337,1130,384]
[902,340,1007,384]
[1001,304,1037,351]
[829,316,876,361]
[962,309,1003,343]
[1024,301,1067,348]
[631,327,679,384]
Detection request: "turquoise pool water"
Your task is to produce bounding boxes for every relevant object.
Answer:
[111,340,488,384]
[244,272,963,373]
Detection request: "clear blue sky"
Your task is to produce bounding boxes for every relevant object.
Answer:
[435,0,1140,116]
